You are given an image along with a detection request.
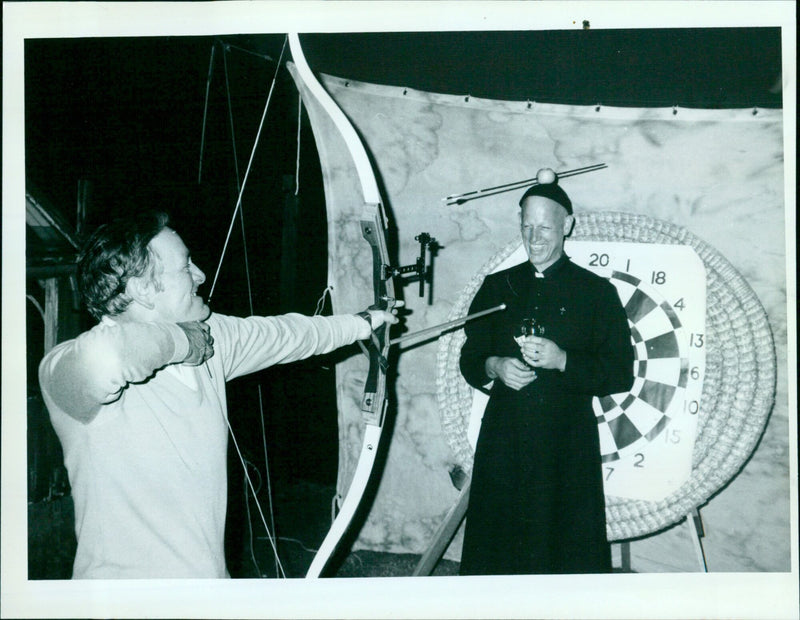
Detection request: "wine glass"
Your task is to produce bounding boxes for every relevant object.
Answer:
[518,317,544,338]
[516,318,544,367]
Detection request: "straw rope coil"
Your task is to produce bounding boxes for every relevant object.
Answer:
[436,211,776,541]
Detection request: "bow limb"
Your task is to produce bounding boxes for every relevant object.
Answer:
[288,33,395,578]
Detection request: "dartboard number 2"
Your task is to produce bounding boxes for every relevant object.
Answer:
[606,453,646,480]
[690,333,705,347]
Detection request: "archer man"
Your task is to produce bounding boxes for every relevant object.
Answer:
[39,210,398,579]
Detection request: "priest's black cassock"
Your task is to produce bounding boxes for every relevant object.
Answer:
[459,255,634,575]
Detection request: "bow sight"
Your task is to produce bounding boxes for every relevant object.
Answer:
[383,232,439,299]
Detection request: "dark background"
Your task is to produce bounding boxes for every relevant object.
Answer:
[25,28,784,237]
[23,28,783,576]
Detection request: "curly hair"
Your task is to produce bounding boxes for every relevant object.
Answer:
[78,211,171,320]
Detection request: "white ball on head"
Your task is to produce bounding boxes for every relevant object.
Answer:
[536,167,557,185]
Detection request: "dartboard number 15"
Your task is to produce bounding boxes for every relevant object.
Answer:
[565,240,707,502]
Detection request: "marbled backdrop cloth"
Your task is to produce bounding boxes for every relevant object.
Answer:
[288,63,790,572]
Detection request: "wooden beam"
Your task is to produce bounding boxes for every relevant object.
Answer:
[413,478,471,576]
[43,278,59,353]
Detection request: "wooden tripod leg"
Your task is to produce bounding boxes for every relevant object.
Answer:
[620,541,632,572]
[687,508,708,572]
[413,479,471,576]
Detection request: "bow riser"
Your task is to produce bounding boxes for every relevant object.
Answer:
[360,203,393,425]
[288,32,394,579]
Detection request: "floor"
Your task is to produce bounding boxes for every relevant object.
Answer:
[27,480,459,580]
[228,479,459,578]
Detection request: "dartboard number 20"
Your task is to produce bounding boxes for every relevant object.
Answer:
[566,240,707,502]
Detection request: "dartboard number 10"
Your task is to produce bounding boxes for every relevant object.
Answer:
[566,240,707,502]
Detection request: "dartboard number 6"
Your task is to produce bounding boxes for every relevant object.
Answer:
[566,240,707,502]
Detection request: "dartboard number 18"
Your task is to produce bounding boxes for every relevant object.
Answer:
[565,240,707,502]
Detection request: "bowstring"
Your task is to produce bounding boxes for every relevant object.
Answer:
[221,410,284,577]
[201,36,289,578]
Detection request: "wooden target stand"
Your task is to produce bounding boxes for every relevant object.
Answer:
[412,483,708,575]
[413,478,471,576]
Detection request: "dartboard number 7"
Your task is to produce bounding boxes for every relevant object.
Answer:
[565,240,707,502]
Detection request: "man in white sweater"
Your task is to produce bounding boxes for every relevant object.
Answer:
[39,211,397,579]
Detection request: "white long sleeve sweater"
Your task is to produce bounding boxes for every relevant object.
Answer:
[39,312,368,578]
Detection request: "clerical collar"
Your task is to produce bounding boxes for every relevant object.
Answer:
[531,253,569,278]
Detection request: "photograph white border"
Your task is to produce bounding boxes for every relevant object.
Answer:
[3,2,797,618]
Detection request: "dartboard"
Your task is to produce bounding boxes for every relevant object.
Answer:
[567,240,707,502]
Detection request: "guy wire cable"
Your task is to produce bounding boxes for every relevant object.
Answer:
[222,38,285,579]
[197,43,216,185]
[201,34,290,577]
[223,35,289,578]
[207,36,288,303]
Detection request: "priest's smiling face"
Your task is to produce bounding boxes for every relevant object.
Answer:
[519,197,574,272]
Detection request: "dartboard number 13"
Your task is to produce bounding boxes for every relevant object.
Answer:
[566,240,707,502]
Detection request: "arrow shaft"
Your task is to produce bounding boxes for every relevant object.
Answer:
[389,303,506,346]
[444,163,607,205]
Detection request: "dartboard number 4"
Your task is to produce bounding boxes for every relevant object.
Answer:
[566,240,707,502]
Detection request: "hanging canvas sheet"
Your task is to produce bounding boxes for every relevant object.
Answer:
[290,63,789,572]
